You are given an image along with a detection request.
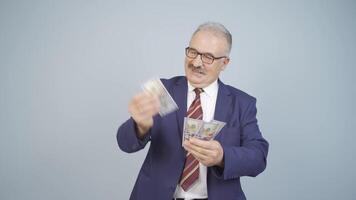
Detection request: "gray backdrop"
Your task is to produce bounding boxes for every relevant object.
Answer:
[1,0,355,199]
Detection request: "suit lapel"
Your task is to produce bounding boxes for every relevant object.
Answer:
[214,79,232,135]
[172,77,188,139]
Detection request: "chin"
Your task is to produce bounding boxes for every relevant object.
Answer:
[187,75,206,88]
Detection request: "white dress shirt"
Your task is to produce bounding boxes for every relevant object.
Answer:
[173,79,219,199]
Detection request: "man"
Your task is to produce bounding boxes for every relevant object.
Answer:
[117,22,269,200]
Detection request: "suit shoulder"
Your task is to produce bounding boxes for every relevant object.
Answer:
[160,76,185,89]
[224,83,257,104]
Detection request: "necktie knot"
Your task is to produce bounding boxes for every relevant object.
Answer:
[194,88,203,96]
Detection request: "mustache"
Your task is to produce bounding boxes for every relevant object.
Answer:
[188,63,202,69]
[188,64,205,74]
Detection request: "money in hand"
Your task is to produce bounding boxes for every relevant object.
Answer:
[182,117,226,143]
[142,78,178,116]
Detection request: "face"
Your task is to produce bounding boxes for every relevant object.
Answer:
[185,30,230,88]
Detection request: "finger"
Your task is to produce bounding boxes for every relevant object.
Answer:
[189,138,216,150]
[184,140,214,157]
[139,101,159,116]
[134,95,159,108]
[130,98,159,115]
[141,91,160,103]
[133,92,158,105]
[132,93,147,103]
[137,102,159,113]
[129,105,156,120]
[136,93,159,105]
[189,149,210,163]
[187,144,222,167]
[183,143,207,161]
[132,111,154,124]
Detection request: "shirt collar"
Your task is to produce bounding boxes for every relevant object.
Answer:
[187,79,218,98]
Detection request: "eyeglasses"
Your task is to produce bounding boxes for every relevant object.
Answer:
[185,47,227,64]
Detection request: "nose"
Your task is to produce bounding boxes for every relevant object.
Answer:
[192,54,203,67]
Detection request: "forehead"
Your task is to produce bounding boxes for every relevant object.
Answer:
[189,30,228,55]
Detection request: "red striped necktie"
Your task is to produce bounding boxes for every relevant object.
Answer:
[180,88,203,191]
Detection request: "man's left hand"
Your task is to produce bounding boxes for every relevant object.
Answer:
[183,138,224,167]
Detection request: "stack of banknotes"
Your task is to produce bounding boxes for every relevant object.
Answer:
[183,117,226,142]
[143,78,178,116]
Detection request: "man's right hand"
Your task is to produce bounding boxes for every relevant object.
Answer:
[128,92,160,138]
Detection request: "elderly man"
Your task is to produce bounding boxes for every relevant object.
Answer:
[117,22,269,200]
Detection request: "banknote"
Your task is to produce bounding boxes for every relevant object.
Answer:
[196,120,226,140]
[211,120,226,135]
[182,117,204,141]
[196,121,220,140]
[142,78,178,116]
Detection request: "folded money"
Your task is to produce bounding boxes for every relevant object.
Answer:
[142,78,178,116]
[182,117,226,144]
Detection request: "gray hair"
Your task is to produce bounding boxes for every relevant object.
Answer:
[192,22,232,54]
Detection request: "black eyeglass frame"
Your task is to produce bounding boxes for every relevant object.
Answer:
[185,47,227,64]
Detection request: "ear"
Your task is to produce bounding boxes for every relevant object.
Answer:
[221,57,230,71]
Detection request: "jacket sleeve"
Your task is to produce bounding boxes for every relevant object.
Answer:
[116,117,151,153]
[211,98,269,180]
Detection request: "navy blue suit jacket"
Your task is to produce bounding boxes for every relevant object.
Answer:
[117,76,268,200]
